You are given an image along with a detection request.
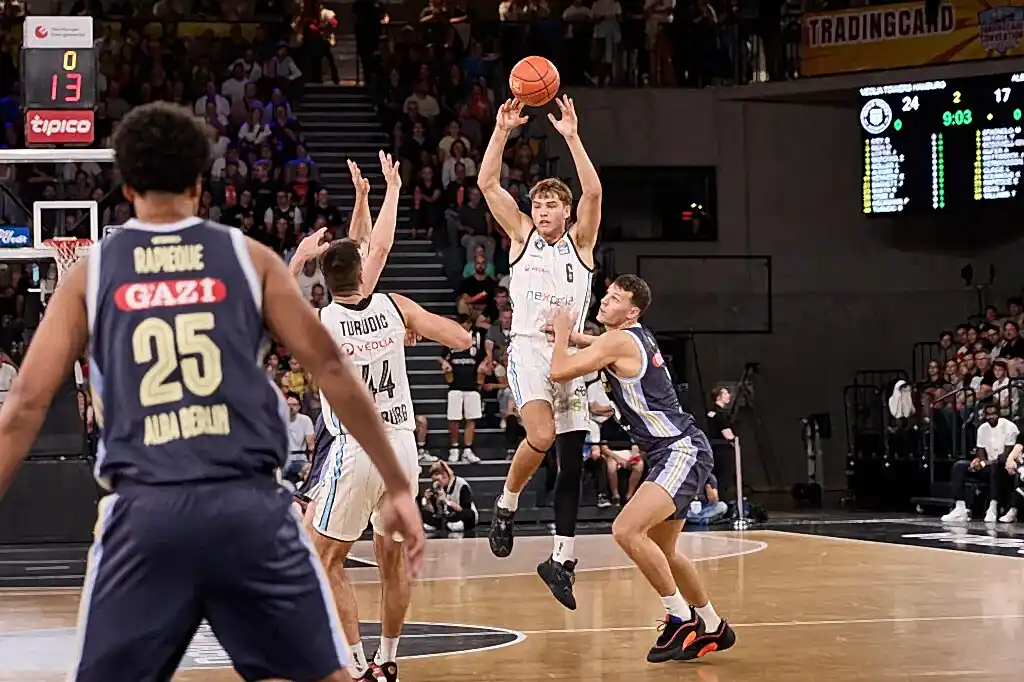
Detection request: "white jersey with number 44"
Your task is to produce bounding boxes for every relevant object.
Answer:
[509,228,593,340]
[318,293,415,436]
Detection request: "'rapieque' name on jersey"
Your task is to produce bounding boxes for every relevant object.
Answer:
[319,294,415,434]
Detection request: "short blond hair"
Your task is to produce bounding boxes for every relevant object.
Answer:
[528,178,573,206]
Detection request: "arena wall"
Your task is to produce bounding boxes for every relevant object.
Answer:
[556,86,1024,492]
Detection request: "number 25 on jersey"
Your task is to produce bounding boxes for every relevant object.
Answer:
[132,312,230,446]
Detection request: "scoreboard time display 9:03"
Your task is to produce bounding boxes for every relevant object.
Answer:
[860,73,1024,215]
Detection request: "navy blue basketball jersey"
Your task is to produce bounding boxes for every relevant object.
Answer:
[604,325,695,451]
[86,217,288,489]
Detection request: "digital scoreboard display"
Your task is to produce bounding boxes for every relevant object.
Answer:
[860,73,1024,215]
[22,48,97,110]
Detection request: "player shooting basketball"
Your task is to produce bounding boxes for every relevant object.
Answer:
[478,95,602,609]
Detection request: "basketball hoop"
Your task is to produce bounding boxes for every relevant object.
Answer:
[43,237,93,279]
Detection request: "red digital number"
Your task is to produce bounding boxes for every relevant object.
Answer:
[65,73,81,103]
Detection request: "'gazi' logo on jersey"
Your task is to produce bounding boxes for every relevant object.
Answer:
[527,291,575,306]
[652,351,665,368]
[114,278,226,311]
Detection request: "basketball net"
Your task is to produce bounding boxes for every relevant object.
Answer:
[43,237,92,280]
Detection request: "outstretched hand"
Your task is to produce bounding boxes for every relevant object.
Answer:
[548,306,575,340]
[348,159,370,196]
[293,226,331,265]
[547,95,578,140]
[496,98,529,132]
[379,150,401,189]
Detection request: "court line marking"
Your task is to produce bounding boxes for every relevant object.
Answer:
[0,535,768,595]
[758,528,1024,561]
[517,612,1024,636]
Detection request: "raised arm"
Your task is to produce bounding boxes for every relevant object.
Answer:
[289,226,330,279]
[390,293,472,350]
[253,241,424,568]
[548,96,601,263]
[360,151,401,296]
[346,159,373,250]
[0,259,89,496]
[478,99,533,243]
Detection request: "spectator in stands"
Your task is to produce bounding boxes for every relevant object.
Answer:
[1001,321,1024,369]
[442,140,476,187]
[458,187,494,263]
[283,392,314,487]
[405,81,441,122]
[992,360,1014,416]
[485,307,512,366]
[706,385,737,499]
[462,244,495,279]
[271,43,303,88]
[238,107,272,149]
[266,189,302,231]
[441,314,484,464]
[308,188,343,232]
[421,461,478,533]
[195,80,231,120]
[942,403,1020,523]
[296,259,326,301]
[412,165,444,241]
[310,283,327,309]
[457,253,498,321]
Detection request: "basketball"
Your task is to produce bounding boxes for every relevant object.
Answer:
[509,56,560,107]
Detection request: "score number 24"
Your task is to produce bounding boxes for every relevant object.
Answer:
[900,88,1014,112]
[51,50,82,103]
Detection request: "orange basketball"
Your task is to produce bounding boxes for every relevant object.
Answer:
[509,56,560,107]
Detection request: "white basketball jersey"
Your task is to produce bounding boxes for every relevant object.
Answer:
[318,293,415,436]
[509,228,593,340]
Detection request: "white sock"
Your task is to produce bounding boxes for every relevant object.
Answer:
[661,590,688,618]
[696,602,722,631]
[348,640,369,676]
[552,535,575,564]
[498,486,520,512]
[376,636,400,664]
[989,500,999,511]
[956,500,967,511]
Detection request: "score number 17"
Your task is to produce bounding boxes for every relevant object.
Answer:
[996,87,1012,103]
[50,50,81,104]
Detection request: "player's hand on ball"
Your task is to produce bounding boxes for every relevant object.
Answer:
[379,150,402,189]
[547,95,578,139]
[348,159,370,196]
[549,306,575,340]
[294,227,331,264]
[380,490,425,576]
[496,99,529,132]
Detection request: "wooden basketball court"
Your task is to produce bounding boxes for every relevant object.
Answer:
[1,528,1022,681]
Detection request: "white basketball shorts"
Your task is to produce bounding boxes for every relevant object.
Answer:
[447,390,483,421]
[312,429,420,543]
[506,336,590,435]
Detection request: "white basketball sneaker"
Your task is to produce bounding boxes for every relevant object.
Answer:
[941,503,970,523]
[999,508,1018,523]
[461,448,481,463]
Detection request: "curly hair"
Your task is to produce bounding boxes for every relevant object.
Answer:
[112,102,212,195]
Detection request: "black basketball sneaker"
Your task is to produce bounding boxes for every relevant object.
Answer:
[677,619,737,661]
[376,661,399,682]
[647,609,704,663]
[488,501,516,557]
[356,666,382,681]
[536,555,578,610]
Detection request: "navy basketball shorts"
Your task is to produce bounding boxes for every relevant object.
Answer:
[297,427,335,501]
[69,479,349,682]
[645,428,715,521]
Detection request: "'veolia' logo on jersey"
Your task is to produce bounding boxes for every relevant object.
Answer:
[114,279,227,311]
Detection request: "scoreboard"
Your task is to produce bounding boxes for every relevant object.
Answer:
[20,16,97,145]
[860,73,1024,215]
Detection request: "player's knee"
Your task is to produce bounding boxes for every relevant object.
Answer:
[526,422,555,451]
[611,515,641,550]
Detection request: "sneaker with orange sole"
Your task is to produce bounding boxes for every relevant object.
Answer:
[647,609,704,663]
[677,620,736,660]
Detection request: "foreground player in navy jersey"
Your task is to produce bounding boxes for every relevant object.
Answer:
[548,274,735,663]
[0,102,424,682]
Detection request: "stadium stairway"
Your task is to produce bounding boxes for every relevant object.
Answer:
[298,86,508,453]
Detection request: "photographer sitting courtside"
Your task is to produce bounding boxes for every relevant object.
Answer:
[942,403,1019,523]
[421,461,479,532]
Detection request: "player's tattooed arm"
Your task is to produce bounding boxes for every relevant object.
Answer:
[0,259,89,497]
[346,159,372,250]
[478,99,532,244]
[549,96,601,263]
[390,293,472,350]
[360,151,401,296]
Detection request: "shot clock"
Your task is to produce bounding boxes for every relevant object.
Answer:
[22,47,97,110]
[861,73,1024,215]
[20,16,97,145]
